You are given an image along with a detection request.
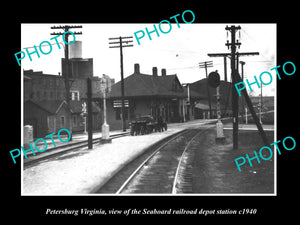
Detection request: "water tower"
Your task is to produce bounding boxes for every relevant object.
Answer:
[69,41,82,59]
[62,40,94,78]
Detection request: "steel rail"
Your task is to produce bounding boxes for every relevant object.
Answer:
[115,129,191,194]
[171,128,209,194]
[24,132,130,168]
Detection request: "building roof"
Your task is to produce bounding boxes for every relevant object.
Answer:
[24,100,100,114]
[24,100,72,114]
[183,86,207,99]
[190,78,233,105]
[108,73,181,98]
[108,70,204,99]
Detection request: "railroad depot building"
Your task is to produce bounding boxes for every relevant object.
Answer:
[106,63,205,130]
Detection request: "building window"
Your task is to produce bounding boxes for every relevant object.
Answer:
[60,116,65,128]
[115,107,128,120]
[71,91,80,101]
[115,108,121,120]
[43,91,47,100]
[56,91,61,100]
[50,91,54,99]
[43,78,47,87]
[73,115,77,127]
[49,79,53,88]
[36,91,40,100]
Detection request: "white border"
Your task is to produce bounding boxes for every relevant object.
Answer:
[21,23,277,196]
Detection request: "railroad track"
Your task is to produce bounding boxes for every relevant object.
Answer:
[23,132,130,168]
[97,127,211,194]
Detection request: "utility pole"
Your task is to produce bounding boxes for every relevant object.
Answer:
[208,32,259,149]
[224,56,228,82]
[109,36,133,131]
[199,61,213,119]
[215,26,268,148]
[51,25,82,103]
[87,78,93,149]
[240,61,246,122]
[51,25,82,139]
[225,25,241,149]
[259,82,263,124]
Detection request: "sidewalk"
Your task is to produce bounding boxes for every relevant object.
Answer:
[32,119,219,150]
[22,119,217,195]
[30,129,129,151]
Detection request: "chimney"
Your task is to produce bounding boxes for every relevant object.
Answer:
[134,63,140,74]
[161,68,166,76]
[152,67,158,76]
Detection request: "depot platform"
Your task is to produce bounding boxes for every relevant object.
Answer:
[22,119,218,195]
[22,119,275,195]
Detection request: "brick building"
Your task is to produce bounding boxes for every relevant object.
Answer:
[24,69,103,137]
[23,41,104,137]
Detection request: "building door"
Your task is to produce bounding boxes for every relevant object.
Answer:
[60,116,65,129]
[170,99,180,122]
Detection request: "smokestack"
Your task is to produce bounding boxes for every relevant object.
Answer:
[161,68,166,76]
[152,67,158,76]
[134,63,140,74]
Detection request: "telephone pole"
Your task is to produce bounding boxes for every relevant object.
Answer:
[51,25,82,138]
[199,61,213,118]
[51,25,82,104]
[87,78,93,149]
[109,36,133,131]
[210,25,268,149]
[240,61,246,122]
[225,25,241,149]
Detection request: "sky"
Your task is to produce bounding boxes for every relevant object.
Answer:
[21,23,276,96]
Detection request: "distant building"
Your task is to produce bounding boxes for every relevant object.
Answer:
[23,69,102,137]
[190,78,233,119]
[190,78,274,122]
[23,41,104,137]
[106,63,205,130]
[249,96,274,111]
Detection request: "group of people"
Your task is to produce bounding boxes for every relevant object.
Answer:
[130,115,167,136]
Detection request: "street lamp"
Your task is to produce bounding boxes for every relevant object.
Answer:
[100,75,111,143]
[182,83,191,122]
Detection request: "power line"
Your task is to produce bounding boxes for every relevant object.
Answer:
[23,42,65,50]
